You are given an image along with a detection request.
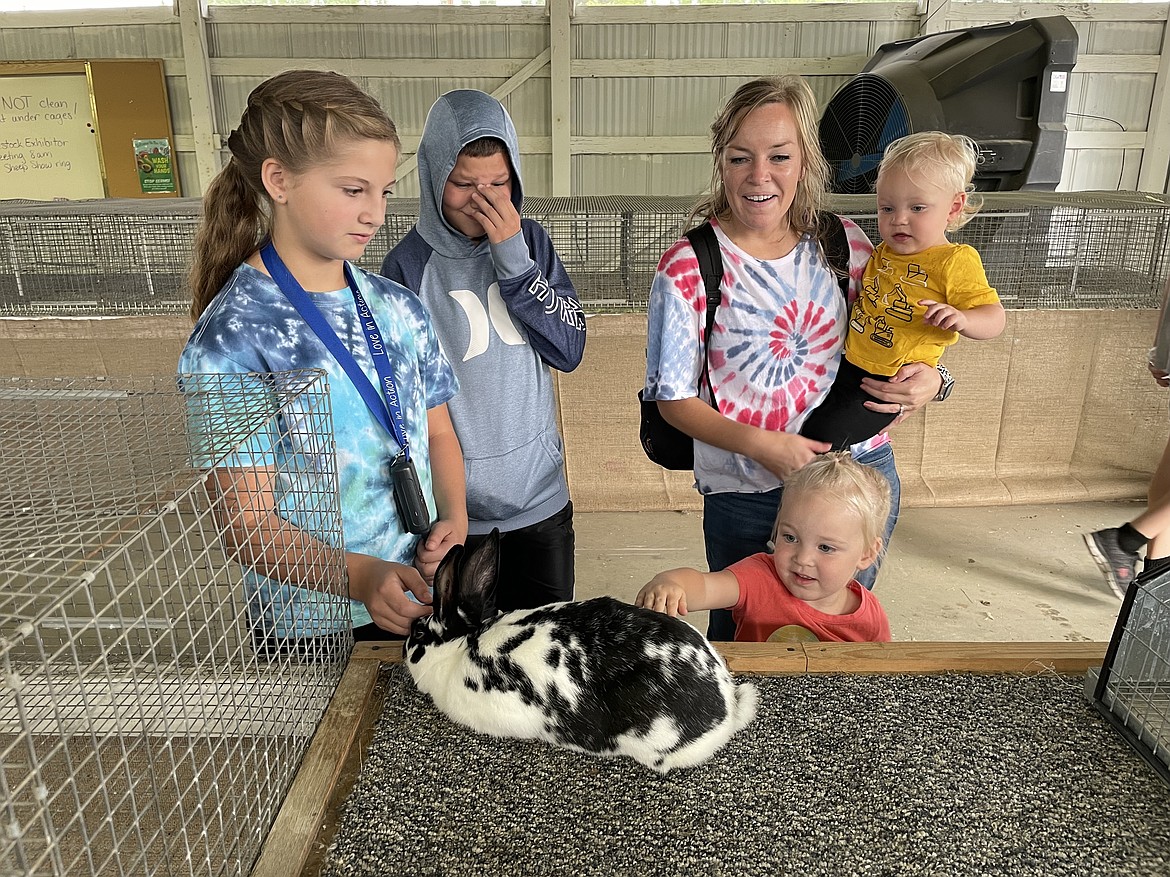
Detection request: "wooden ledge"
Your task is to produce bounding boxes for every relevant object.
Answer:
[353,639,1107,675]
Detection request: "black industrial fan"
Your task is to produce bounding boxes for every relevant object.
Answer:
[820,16,1078,194]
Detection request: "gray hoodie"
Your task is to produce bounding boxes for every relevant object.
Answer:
[381,90,586,533]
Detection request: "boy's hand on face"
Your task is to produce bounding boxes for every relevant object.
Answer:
[470,184,522,244]
[919,299,967,332]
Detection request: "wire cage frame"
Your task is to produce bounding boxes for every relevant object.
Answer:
[1088,563,1170,787]
[0,370,351,877]
[1,192,1168,315]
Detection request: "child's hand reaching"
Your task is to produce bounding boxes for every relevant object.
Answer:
[919,299,966,332]
[636,574,689,617]
[414,519,466,585]
[470,183,523,244]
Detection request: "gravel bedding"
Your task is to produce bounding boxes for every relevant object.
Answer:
[320,666,1170,877]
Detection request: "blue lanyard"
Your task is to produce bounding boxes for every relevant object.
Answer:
[260,242,411,458]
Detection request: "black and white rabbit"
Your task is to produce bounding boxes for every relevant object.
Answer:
[405,530,758,774]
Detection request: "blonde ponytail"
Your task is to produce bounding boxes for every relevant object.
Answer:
[186,70,399,320]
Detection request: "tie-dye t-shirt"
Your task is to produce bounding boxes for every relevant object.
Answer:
[644,216,882,495]
[178,262,457,637]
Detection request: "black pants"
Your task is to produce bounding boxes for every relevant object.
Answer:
[799,359,897,452]
[353,623,406,642]
[465,501,576,612]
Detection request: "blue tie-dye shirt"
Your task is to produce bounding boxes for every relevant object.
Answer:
[178,262,457,636]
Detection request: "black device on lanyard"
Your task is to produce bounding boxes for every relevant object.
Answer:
[260,243,434,535]
[388,450,432,536]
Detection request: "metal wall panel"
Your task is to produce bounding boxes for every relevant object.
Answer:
[1061,149,1144,191]
[72,24,149,58]
[362,23,439,59]
[165,74,192,137]
[573,153,710,197]
[727,21,799,58]
[574,77,653,136]
[574,23,653,60]
[2,26,76,58]
[288,24,365,59]
[371,78,444,133]
[1085,20,1164,55]
[652,23,728,59]
[799,21,872,56]
[1075,72,1154,133]
[869,20,918,51]
[1,5,1167,201]
[502,79,551,136]
[432,24,527,59]
[650,77,731,136]
[209,23,292,58]
[143,22,182,59]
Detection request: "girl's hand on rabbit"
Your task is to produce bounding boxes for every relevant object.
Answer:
[415,519,466,585]
[347,552,433,634]
[636,575,689,617]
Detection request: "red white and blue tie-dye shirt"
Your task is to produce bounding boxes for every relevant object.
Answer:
[644,215,882,495]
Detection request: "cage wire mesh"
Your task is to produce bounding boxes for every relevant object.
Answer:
[0,370,351,877]
[1,192,1168,315]
[1089,564,1170,788]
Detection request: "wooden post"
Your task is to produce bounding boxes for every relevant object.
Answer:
[549,0,572,196]
[175,0,219,196]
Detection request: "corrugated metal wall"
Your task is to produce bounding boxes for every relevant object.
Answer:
[2,2,1168,199]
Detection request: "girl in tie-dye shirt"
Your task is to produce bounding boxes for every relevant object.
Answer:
[180,70,465,645]
[644,76,947,641]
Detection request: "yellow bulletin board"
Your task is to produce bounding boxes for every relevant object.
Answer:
[0,60,180,200]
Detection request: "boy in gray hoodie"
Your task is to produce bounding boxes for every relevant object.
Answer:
[381,89,586,611]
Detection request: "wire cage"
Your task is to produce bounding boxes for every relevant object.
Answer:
[1088,563,1170,787]
[0,370,351,877]
[2,192,1168,314]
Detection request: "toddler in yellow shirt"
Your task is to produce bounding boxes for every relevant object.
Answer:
[801,132,1006,450]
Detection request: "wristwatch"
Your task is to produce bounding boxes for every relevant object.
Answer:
[935,364,955,402]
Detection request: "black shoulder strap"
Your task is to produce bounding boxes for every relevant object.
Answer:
[816,210,851,299]
[684,222,723,336]
[683,222,723,409]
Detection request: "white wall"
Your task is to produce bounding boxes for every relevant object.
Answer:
[2,1,1168,199]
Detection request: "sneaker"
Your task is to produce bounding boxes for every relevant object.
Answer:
[1083,528,1139,600]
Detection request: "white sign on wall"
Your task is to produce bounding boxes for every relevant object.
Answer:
[0,73,106,201]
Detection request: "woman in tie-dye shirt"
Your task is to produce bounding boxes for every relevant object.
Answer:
[180,71,465,646]
[644,76,948,641]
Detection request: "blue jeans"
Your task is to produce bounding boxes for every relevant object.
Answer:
[702,443,901,641]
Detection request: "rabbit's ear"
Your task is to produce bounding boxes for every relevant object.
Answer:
[433,542,465,630]
[457,529,500,627]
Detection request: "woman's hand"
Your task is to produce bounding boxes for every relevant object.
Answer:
[347,552,433,635]
[860,361,943,423]
[751,431,831,480]
[657,397,828,480]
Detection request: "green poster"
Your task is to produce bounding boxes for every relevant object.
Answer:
[133,138,177,194]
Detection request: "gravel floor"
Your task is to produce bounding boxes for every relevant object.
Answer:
[321,666,1170,877]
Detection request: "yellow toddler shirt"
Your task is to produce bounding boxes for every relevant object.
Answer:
[845,241,999,376]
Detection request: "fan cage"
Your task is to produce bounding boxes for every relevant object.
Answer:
[0,371,351,877]
[0,193,1168,313]
[1089,563,1170,787]
[819,75,910,196]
